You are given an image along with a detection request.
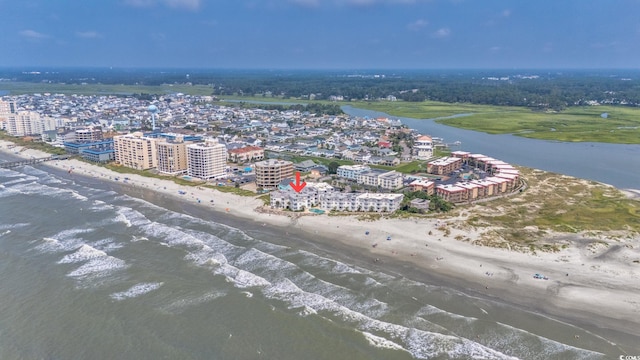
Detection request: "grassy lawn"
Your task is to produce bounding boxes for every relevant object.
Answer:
[348,100,640,144]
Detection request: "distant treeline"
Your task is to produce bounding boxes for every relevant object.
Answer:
[229,102,342,115]
[3,68,640,110]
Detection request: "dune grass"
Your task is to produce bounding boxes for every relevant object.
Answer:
[465,167,640,247]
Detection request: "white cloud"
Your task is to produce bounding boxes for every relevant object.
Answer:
[432,27,450,38]
[284,0,428,8]
[19,29,49,39]
[289,0,320,7]
[76,31,101,39]
[407,19,428,31]
[123,0,201,10]
[501,9,511,17]
[123,0,155,7]
[164,0,201,10]
[489,46,501,52]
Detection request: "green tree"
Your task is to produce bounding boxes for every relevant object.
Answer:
[328,161,340,174]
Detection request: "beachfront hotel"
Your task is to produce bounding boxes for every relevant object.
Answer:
[156,137,189,175]
[255,159,294,189]
[5,111,47,136]
[187,139,227,180]
[270,184,404,213]
[113,132,159,170]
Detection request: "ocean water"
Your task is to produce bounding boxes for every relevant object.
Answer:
[0,162,629,359]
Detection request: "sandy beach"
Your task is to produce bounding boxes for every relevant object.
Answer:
[2,141,640,352]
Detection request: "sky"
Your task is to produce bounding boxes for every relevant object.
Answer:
[1,0,639,69]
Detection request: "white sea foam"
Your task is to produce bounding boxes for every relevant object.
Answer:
[0,222,29,230]
[256,273,512,359]
[361,331,408,352]
[0,230,10,237]
[58,244,107,264]
[2,177,38,186]
[484,322,606,360]
[89,200,112,212]
[114,212,132,227]
[215,265,271,289]
[88,238,124,252]
[67,256,127,278]
[131,235,149,242]
[114,207,149,227]
[110,282,164,301]
[34,228,95,253]
[157,290,227,314]
[297,305,317,317]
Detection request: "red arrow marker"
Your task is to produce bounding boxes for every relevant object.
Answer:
[289,171,307,193]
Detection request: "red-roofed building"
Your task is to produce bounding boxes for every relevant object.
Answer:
[378,141,392,148]
[227,146,265,163]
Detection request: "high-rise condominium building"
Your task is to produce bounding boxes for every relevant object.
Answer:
[156,137,188,175]
[255,159,294,189]
[187,139,227,180]
[113,132,158,170]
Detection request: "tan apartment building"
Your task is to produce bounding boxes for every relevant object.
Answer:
[409,179,435,195]
[255,159,294,189]
[427,157,463,175]
[113,132,159,170]
[156,138,188,175]
[435,184,467,203]
[187,139,227,180]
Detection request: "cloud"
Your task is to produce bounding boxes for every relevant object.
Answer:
[19,29,50,39]
[501,9,511,17]
[123,0,154,7]
[123,0,201,10]
[407,19,428,31]
[489,46,501,52]
[432,27,450,38]
[289,0,320,7]
[288,0,432,8]
[164,0,200,10]
[76,31,102,39]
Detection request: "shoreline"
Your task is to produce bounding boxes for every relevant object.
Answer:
[2,141,640,354]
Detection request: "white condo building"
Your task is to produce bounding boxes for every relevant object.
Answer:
[270,184,404,213]
[6,111,43,136]
[337,164,370,180]
[187,139,227,180]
